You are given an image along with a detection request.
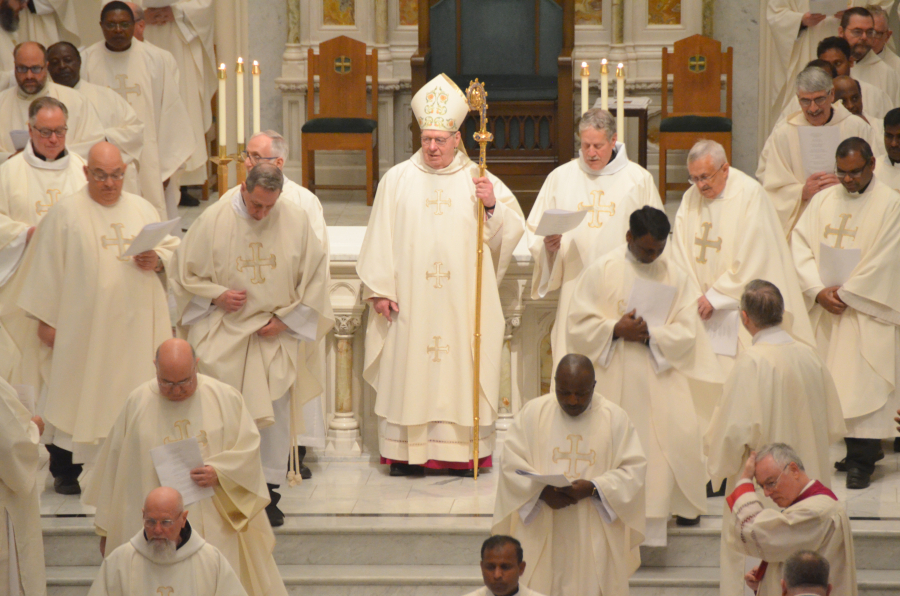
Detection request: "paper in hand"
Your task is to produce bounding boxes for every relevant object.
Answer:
[704,308,740,357]
[123,218,181,257]
[798,126,842,179]
[625,277,677,329]
[150,437,215,506]
[534,209,588,236]
[9,130,28,151]
[818,242,861,287]
[515,469,572,488]
[808,0,847,15]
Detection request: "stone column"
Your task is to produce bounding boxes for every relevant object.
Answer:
[496,314,522,433]
[325,313,363,455]
[374,0,388,45]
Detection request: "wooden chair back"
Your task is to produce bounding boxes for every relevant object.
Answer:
[661,34,732,118]
[307,35,377,120]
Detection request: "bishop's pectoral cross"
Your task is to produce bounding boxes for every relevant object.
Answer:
[693,221,722,264]
[553,434,596,480]
[112,74,141,103]
[101,223,134,261]
[426,190,451,215]
[426,262,450,288]
[236,242,277,284]
[824,213,858,249]
[577,191,616,229]
[35,188,61,215]
[427,336,449,362]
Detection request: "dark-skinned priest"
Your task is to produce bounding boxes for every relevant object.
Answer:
[873,107,900,192]
[566,206,723,544]
[494,354,646,596]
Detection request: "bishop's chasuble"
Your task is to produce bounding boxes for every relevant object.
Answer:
[526,145,662,372]
[791,177,900,438]
[0,144,86,395]
[81,39,194,218]
[0,0,79,72]
[16,188,178,448]
[357,149,525,467]
[566,245,723,544]
[494,393,646,596]
[83,375,286,596]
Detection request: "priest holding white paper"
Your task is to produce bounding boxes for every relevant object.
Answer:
[566,206,723,544]
[791,136,900,489]
[526,108,661,374]
[84,339,287,596]
[494,354,646,596]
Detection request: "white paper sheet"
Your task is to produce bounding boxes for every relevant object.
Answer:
[818,242,861,287]
[704,308,740,357]
[515,469,573,488]
[122,217,181,257]
[808,0,847,15]
[12,384,34,415]
[625,277,677,329]
[534,209,588,236]
[9,130,28,151]
[798,126,842,179]
[150,438,215,506]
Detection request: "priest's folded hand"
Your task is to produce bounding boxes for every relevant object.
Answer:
[815,287,847,315]
[539,485,577,510]
[133,250,160,271]
[190,465,219,487]
[37,321,55,348]
[257,316,288,337]
[543,234,562,254]
[697,296,715,320]
[614,309,650,342]
[472,176,496,209]
[564,479,597,502]
[214,289,247,312]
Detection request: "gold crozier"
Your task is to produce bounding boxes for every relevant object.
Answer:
[693,221,722,264]
[553,434,596,480]
[824,213,858,249]
[236,242,277,284]
[577,190,616,229]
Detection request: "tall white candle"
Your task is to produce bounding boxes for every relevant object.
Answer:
[218,63,226,151]
[236,58,245,144]
[616,63,625,142]
[252,61,261,135]
[580,61,589,116]
[600,59,609,111]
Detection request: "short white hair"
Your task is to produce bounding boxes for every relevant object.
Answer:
[756,443,806,472]
[796,66,833,95]
[249,130,288,159]
[866,4,888,22]
[687,139,727,168]
[577,108,616,142]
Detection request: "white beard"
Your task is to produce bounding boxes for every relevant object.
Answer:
[148,538,178,562]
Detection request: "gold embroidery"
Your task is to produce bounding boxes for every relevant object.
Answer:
[426,262,450,288]
[427,336,449,362]
[164,420,192,444]
[824,213,858,249]
[157,588,174,596]
[426,190,451,215]
[101,223,134,261]
[577,190,616,229]
[112,74,141,102]
[35,188,61,215]
[553,434,596,480]
[693,221,722,264]
[236,242,276,284]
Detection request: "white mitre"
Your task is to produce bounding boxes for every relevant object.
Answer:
[411,74,469,132]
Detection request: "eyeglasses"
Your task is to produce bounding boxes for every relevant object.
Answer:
[688,162,725,185]
[88,168,125,182]
[846,28,875,38]
[33,126,67,139]
[420,135,454,147]
[15,65,44,74]
[240,151,279,164]
[835,164,869,178]
[103,22,133,31]
[143,518,176,529]
[157,375,195,390]
[758,464,789,492]
[798,94,831,108]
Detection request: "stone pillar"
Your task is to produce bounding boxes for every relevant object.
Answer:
[374,0,388,45]
[325,313,363,455]
[496,314,522,434]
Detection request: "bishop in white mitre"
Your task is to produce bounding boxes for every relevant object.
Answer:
[82,2,194,219]
[84,340,288,596]
[0,96,86,399]
[704,280,846,596]
[16,142,177,490]
[792,136,900,489]
[89,487,247,596]
[357,74,525,475]
[0,42,104,164]
[0,0,79,72]
[0,375,45,596]
[874,107,900,192]
[526,108,661,375]
[758,66,875,236]
[567,207,723,545]
[840,7,900,105]
[494,354,646,596]
[672,140,814,424]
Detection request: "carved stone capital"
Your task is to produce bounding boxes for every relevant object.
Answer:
[333,313,363,337]
[504,315,522,338]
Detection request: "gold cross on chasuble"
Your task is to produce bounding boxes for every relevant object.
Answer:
[693,221,722,264]
[112,74,142,102]
[577,191,616,228]
[553,434,596,480]
[156,588,174,596]
[101,223,134,261]
[427,336,449,362]
[236,242,277,284]
[824,213,858,249]
[426,262,450,288]
[426,190,451,215]
[35,189,61,215]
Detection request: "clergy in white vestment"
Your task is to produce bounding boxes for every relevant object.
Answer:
[757,65,876,236]
[494,355,646,596]
[89,487,247,596]
[672,140,814,423]
[869,6,900,72]
[461,536,547,596]
[83,340,287,596]
[704,280,846,596]
[840,8,900,105]
[726,444,856,596]
[47,41,143,197]
[0,97,86,405]
[0,375,45,596]
[791,136,900,489]
[566,206,723,545]
[0,0,79,72]
[873,107,900,192]
[357,74,526,476]
[782,551,834,596]
[525,108,661,375]
[16,142,177,494]
[169,164,333,526]
[832,75,887,159]
[0,42,104,164]
[81,2,194,219]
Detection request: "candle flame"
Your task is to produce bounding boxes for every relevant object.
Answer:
[219,63,225,70]
[253,60,259,66]
[238,57,243,64]
[581,61,587,67]
[601,58,607,64]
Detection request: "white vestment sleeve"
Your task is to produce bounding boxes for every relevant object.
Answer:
[595,336,616,368]
[0,230,27,287]
[706,287,739,310]
[536,249,560,298]
[280,303,319,342]
[518,489,544,525]
[591,482,618,523]
[182,295,214,325]
[648,338,672,373]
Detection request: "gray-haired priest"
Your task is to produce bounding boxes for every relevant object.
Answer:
[357,74,525,477]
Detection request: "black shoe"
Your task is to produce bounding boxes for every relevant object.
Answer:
[53,477,80,495]
[894,437,900,453]
[706,480,726,498]
[448,468,477,478]
[389,463,425,477]
[265,501,285,526]
[846,468,871,489]
[179,187,200,207]
[675,515,700,526]
[835,458,848,472]
[298,464,312,480]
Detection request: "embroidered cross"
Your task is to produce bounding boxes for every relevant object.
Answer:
[426,190,451,215]
[577,191,616,229]
[101,223,134,261]
[236,242,276,284]
[112,74,141,102]
[694,221,722,264]
[426,262,450,288]
[824,213,858,249]
[35,188,61,215]
[427,336,449,362]
[553,434,596,480]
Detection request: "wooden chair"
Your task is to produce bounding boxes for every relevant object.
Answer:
[658,34,733,203]
[302,36,378,206]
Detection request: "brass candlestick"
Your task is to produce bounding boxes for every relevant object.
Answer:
[209,145,233,197]
[235,142,247,185]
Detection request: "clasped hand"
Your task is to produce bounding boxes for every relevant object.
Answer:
[816,286,847,315]
[190,465,218,488]
[615,309,649,342]
[539,479,595,510]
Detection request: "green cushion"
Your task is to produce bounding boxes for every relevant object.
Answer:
[448,74,558,101]
[659,115,732,133]
[301,118,377,134]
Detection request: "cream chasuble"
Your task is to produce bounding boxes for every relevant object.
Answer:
[757,103,876,235]
[357,149,525,465]
[878,48,900,72]
[852,50,900,106]
[462,587,546,596]
[83,375,286,596]
[0,0,80,72]
[791,177,900,437]
[525,145,661,372]
[494,393,646,596]
[704,327,846,596]
[0,81,104,164]
[671,167,814,422]
[170,189,333,429]
[89,526,247,596]
[0,144,86,396]
[874,158,900,193]
[777,79,894,126]
[16,188,177,446]
[0,377,44,596]
[81,39,195,219]
[138,0,215,183]
[566,245,722,543]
